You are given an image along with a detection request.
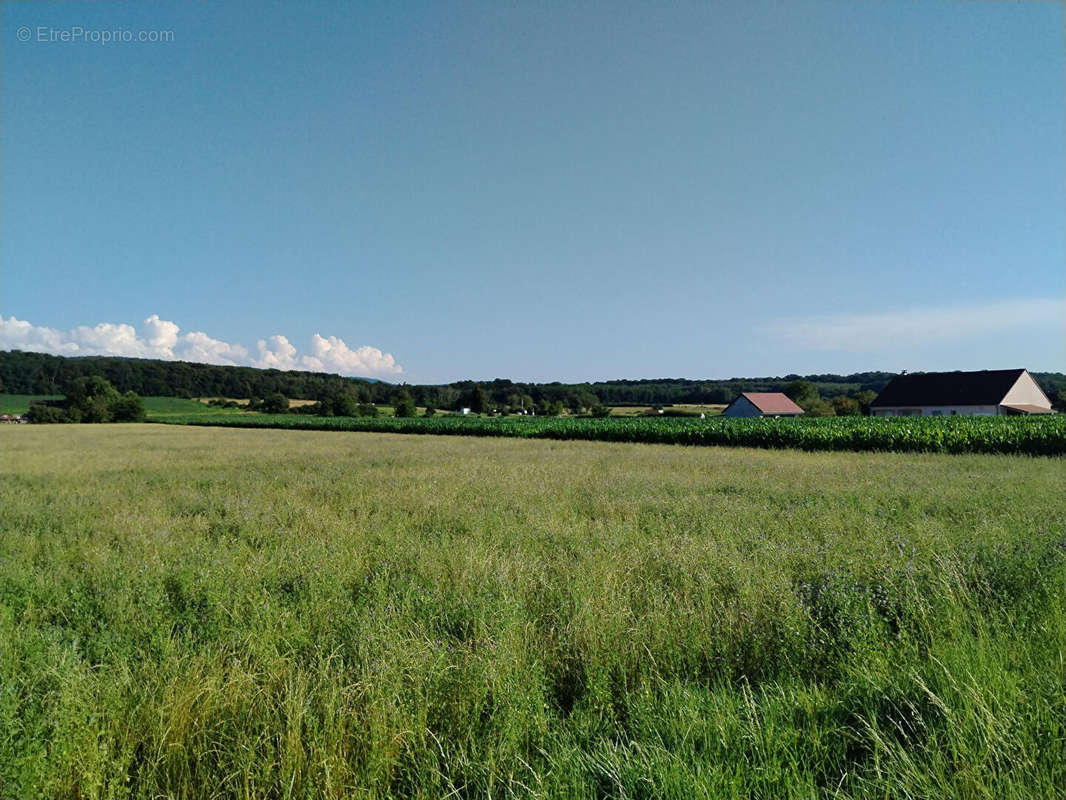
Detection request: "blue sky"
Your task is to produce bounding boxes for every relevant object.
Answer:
[2,0,1062,383]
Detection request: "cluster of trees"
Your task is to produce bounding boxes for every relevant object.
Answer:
[783,380,878,417]
[255,387,416,418]
[231,385,606,419]
[295,386,398,418]
[4,351,1065,416]
[26,376,145,423]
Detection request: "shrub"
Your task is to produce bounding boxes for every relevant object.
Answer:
[832,396,861,416]
[29,378,145,424]
[112,392,146,422]
[805,399,836,417]
[261,393,289,414]
[26,404,72,424]
[392,391,416,418]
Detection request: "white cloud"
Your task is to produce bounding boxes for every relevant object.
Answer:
[252,333,402,375]
[0,316,80,355]
[181,331,249,366]
[0,314,403,377]
[143,314,180,355]
[768,298,1064,352]
[255,334,300,370]
[304,334,401,376]
[67,322,148,358]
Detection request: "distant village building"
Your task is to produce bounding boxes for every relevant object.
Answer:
[0,414,28,424]
[722,393,804,418]
[460,407,472,415]
[870,369,1053,417]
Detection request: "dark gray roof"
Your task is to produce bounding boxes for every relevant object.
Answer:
[871,369,1026,407]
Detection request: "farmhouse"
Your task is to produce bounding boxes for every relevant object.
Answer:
[722,393,804,418]
[870,368,1053,417]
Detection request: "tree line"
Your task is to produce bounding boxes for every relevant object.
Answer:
[3,350,1064,415]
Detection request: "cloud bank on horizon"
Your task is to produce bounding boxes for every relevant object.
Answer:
[0,314,403,378]
[770,298,1063,354]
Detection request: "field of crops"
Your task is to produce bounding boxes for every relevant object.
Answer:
[2,424,1064,799]
[156,411,1066,455]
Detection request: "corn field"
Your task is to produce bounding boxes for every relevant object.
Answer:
[156,413,1066,455]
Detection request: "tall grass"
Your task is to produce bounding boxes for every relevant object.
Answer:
[1,425,1064,798]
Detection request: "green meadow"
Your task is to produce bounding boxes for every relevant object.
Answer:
[139,396,244,419]
[0,394,61,415]
[0,395,234,418]
[1,425,1064,799]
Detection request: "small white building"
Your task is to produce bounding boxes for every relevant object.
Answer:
[870,369,1053,417]
[722,393,804,418]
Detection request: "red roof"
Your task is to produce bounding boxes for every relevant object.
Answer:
[740,393,804,415]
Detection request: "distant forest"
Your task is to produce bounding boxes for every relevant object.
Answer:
[2,350,1063,410]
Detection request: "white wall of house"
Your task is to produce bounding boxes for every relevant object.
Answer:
[873,405,999,417]
[722,396,762,418]
[1001,371,1053,410]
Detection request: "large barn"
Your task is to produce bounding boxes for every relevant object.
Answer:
[722,392,804,418]
[870,368,1053,417]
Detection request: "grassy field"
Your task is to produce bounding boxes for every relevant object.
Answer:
[0,395,242,419]
[141,396,247,419]
[0,394,62,414]
[609,403,727,417]
[1,425,1064,799]
[191,398,322,410]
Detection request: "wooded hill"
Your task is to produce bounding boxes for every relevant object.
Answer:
[2,350,1063,410]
